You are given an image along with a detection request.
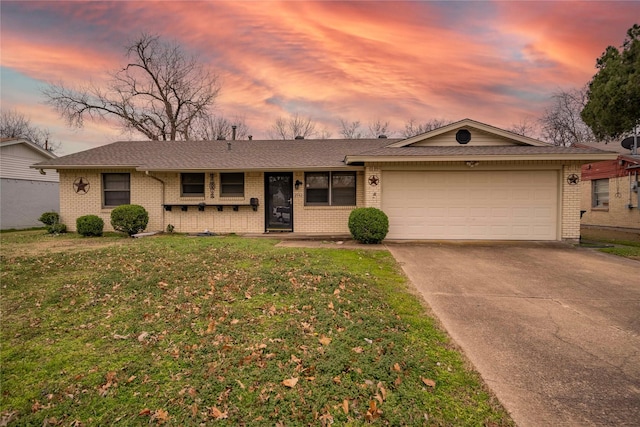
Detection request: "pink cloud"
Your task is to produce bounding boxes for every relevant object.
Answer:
[1,1,638,149]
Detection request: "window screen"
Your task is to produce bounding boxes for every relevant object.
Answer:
[103,173,130,207]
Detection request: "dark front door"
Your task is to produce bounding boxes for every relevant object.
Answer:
[265,172,293,231]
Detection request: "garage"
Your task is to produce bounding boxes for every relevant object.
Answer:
[382,170,559,240]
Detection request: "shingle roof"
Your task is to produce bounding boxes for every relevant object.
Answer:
[354,145,614,156]
[32,139,401,171]
[33,138,617,171]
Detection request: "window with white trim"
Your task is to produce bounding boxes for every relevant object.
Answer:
[592,178,609,209]
[305,171,356,206]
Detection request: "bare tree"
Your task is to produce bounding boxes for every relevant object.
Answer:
[0,109,59,151]
[42,33,221,141]
[268,113,317,139]
[317,126,333,139]
[402,118,451,137]
[339,119,363,139]
[508,117,540,138]
[538,87,597,146]
[367,119,391,138]
[191,115,250,140]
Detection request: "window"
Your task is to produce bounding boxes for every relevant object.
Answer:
[103,173,130,207]
[305,171,356,206]
[305,172,329,204]
[592,178,609,209]
[220,173,244,197]
[181,173,205,196]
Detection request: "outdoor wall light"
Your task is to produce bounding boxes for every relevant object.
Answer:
[295,179,303,190]
[466,161,480,168]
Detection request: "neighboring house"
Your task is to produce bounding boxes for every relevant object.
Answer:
[32,119,615,241]
[577,140,640,233]
[1,138,59,230]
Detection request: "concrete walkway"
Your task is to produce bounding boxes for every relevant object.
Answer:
[386,242,640,426]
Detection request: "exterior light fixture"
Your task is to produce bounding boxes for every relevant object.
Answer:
[465,161,480,168]
[295,179,303,190]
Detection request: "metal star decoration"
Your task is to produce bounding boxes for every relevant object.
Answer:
[74,177,90,194]
[368,175,379,186]
[567,174,579,185]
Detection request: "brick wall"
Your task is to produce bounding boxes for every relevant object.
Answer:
[60,169,364,234]
[292,171,364,234]
[60,169,164,232]
[59,162,603,238]
[561,163,582,240]
[580,172,640,230]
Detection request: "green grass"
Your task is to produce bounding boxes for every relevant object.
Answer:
[1,232,513,426]
[585,238,640,259]
[599,245,640,258]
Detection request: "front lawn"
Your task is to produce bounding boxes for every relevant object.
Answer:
[598,240,640,260]
[1,232,513,426]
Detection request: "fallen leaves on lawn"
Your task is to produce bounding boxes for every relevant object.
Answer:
[151,409,169,424]
[318,335,332,346]
[206,320,216,334]
[365,400,382,422]
[421,377,436,388]
[97,371,117,396]
[282,377,299,388]
[209,406,228,420]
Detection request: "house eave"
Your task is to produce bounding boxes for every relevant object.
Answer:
[31,164,139,171]
[344,153,619,164]
[138,165,365,173]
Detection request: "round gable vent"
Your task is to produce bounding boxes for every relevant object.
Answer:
[456,129,471,144]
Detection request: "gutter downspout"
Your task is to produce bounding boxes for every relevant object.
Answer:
[145,171,166,231]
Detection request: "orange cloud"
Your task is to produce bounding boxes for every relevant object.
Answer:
[1,0,638,149]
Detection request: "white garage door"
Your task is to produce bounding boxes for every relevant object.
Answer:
[382,170,558,240]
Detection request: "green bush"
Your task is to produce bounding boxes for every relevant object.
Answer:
[38,211,60,226]
[48,223,67,234]
[348,207,389,244]
[76,215,104,237]
[110,204,149,237]
[38,211,67,234]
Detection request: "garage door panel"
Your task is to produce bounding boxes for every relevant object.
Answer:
[382,171,558,240]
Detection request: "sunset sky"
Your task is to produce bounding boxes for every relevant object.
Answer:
[1,1,638,154]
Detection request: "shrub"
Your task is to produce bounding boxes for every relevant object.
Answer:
[76,215,104,237]
[38,211,60,226]
[110,204,149,237]
[48,223,67,234]
[348,207,389,244]
[38,211,66,234]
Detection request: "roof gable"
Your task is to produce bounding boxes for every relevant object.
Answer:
[0,138,57,160]
[387,118,549,148]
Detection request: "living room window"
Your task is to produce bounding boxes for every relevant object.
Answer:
[592,178,609,209]
[181,173,205,196]
[305,171,356,206]
[220,172,244,197]
[103,173,130,207]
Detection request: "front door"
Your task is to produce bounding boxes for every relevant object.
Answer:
[265,172,293,232]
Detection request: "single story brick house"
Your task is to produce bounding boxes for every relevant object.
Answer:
[577,141,639,233]
[32,119,616,241]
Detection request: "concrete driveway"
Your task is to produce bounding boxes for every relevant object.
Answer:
[386,242,640,427]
